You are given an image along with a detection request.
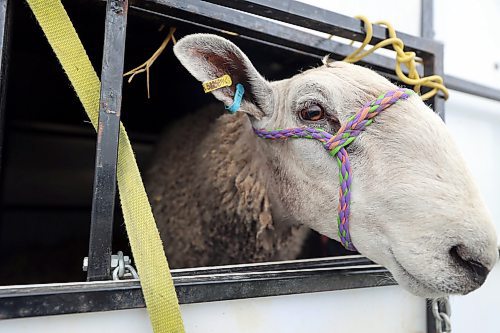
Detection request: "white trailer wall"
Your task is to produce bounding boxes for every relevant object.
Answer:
[435,1,500,332]
[0,285,426,333]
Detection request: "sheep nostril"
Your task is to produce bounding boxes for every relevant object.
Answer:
[449,245,490,286]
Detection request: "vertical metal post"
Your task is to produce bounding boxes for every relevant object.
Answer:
[431,44,445,120]
[0,0,12,177]
[87,0,128,281]
[421,0,445,120]
[423,51,445,120]
[420,0,435,39]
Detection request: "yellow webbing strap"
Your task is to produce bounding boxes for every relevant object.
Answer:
[26,1,185,332]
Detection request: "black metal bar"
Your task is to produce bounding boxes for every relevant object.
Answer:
[171,255,374,276]
[0,0,12,180]
[201,0,440,56]
[126,0,450,115]
[420,0,435,39]
[445,75,500,102]
[426,299,438,333]
[87,0,129,281]
[0,256,393,319]
[132,0,424,77]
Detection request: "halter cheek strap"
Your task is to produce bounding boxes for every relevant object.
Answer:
[254,88,413,251]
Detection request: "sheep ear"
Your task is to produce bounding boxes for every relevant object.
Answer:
[173,34,272,117]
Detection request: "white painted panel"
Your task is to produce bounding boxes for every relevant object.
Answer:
[298,0,421,36]
[450,264,500,332]
[0,308,152,333]
[435,0,500,89]
[0,286,426,333]
[445,91,500,240]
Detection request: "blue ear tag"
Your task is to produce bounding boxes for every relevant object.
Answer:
[225,83,245,113]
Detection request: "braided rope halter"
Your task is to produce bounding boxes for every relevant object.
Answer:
[254,88,413,251]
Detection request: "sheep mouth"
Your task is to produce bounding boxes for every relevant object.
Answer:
[389,250,450,297]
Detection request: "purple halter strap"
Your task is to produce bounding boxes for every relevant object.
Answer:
[253,88,413,251]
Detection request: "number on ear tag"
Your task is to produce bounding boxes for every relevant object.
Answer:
[202,74,232,93]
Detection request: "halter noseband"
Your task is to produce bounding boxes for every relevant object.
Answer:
[253,88,413,251]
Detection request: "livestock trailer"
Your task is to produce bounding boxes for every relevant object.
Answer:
[0,0,499,332]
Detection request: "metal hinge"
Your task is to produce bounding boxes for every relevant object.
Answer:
[83,251,139,280]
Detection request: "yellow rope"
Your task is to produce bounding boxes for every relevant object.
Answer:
[25,1,185,332]
[343,15,449,101]
[124,27,177,98]
[125,18,449,102]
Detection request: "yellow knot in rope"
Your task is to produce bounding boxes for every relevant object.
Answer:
[343,15,449,101]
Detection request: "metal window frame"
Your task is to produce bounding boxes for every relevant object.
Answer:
[1,0,499,328]
[86,0,447,286]
[135,0,446,117]
[87,0,129,282]
[0,255,391,319]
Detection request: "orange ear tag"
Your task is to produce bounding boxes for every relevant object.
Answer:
[202,74,232,93]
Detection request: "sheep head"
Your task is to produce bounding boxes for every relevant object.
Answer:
[173,33,498,297]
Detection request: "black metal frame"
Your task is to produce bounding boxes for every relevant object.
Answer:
[135,0,446,119]
[1,0,499,329]
[0,255,392,319]
[131,0,421,77]
[83,0,450,284]
[0,0,12,184]
[87,0,129,282]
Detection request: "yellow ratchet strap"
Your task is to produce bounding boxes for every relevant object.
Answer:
[25,0,185,332]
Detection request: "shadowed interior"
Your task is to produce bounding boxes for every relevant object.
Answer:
[0,0,355,285]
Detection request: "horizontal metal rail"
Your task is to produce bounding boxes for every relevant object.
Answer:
[0,256,391,319]
[132,0,423,77]
[134,0,444,118]
[201,0,441,56]
[445,75,500,102]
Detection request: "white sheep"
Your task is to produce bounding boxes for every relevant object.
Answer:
[146,34,498,297]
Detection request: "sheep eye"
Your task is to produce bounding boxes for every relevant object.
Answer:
[299,104,325,121]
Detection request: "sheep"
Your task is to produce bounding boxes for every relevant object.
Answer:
[147,104,310,268]
[146,34,498,297]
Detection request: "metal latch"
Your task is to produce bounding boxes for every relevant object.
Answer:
[83,251,139,280]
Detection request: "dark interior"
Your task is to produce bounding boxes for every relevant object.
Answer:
[0,1,352,285]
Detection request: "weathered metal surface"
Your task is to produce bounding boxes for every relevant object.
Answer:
[0,256,392,319]
[445,75,500,102]
[131,0,424,77]
[420,0,435,39]
[87,0,129,281]
[201,0,441,55]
